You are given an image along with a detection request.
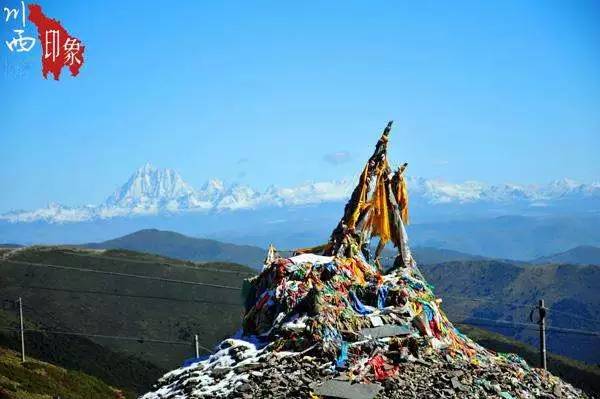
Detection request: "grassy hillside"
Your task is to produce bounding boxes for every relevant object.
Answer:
[0,306,163,395]
[532,245,600,265]
[0,345,127,399]
[0,246,255,373]
[420,260,600,364]
[459,324,600,396]
[85,229,266,269]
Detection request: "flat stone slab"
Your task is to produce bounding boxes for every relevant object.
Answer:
[359,324,413,339]
[310,379,382,399]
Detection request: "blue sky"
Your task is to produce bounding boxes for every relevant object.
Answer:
[0,0,599,212]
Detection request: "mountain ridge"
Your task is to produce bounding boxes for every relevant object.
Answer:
[84,228,487,268]
[2,164,599,224]
[85,229,266,269]
[532,245,600,265]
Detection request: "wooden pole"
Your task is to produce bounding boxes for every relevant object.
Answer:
[18,297,25,363]
[538,299,547,370]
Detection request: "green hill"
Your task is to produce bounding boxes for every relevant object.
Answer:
[532,245,600,265]
[0,246,256,372]
[0,305,163,395]
[0,344,127,399]
[85,229,266,269]
[420,260,600,364]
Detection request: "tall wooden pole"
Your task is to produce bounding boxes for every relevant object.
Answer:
[538,299,547,370]
[18,297,25,363]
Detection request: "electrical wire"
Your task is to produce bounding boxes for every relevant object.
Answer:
[70,251,257,276]
[452,314,538,329]
[440,295,600,326]
[453,315,600,337]
[455,321,540,333]
[442,294,536,310]
[544,308,600,325]
[3,259,599,338]
[0,327,213,352]
[5,285,243,307]
[1,260,242,291]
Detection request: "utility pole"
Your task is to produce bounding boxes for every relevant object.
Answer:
[17,297,25,363]
[538,299,547,370]
[194,334,200,358]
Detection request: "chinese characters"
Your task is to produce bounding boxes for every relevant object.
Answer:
[3,1,36,52]
[28,3,85,80]
[3,2,86,80]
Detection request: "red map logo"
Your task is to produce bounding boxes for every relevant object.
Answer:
[27,4,85,80]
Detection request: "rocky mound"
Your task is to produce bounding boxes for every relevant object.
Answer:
[140,253,585,399]
[140,123,587,399]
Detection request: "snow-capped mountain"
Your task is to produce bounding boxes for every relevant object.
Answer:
[1,165,599,224]
[104,163,206,209]
[408,177,600,205]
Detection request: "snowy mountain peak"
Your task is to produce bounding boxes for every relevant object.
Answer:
[138,162,155,173]
[216,184,260,210]
[198,179,225,199]
[104,165,197,208]
[204,179,225,192]
[545,178,584,196]
[1,164,598,224]
[550,178,579,188]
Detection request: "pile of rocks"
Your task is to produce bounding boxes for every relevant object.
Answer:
[140,125,589,399]
[140,253,588,399]
[139,244,589,399]
[141,335,586,399]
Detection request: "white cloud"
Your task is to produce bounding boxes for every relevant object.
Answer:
[323,151,352,165]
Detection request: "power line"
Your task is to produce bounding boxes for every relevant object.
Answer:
[442,294,536,310]
[455,321,539,333]
[1,260,242,291]
[544,326,600,337]
[0,327,213,353]
[544,308,600,325]
[452,314,538,329]
[5,285,243,307]
[4,260,598,337]
[442,294,600,326]
[453,315,600,337]
[270,252,600,326]
[70,251,257,276]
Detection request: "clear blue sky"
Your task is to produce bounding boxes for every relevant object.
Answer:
[1,0,599,212]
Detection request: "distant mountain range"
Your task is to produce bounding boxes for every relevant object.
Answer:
[1,164,599,260]
[2,164,599,224]
[84,229,600,268]
[83,229,485,268]
[532,245,600,265]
